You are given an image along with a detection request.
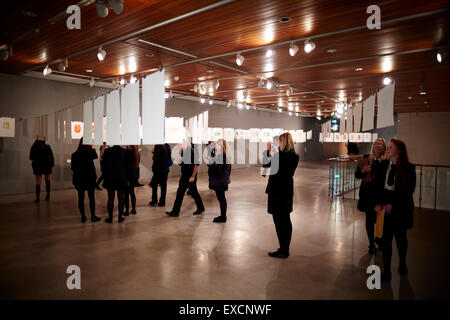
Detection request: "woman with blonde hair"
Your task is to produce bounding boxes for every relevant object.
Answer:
[206,139,231,223]
[266,132,299,258]
[355,138,387,254]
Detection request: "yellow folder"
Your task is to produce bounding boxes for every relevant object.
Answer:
[375,209,385,238]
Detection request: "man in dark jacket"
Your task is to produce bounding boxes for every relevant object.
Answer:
[166,142,204,217]
[102,145,130,223]
[149,143,172,207]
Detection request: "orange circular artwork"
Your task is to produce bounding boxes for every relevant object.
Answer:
[74,124,81,133]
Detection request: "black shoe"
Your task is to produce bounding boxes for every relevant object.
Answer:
[34,199,40,203]
[130,209,136,214]
[381,272,392,282]
[165,211,179,217]
[91,216,101,223]
[95,185,102,191]
[193,209,205,215]
[81,216,87,223]
[268,250,289,259]
[118,217,125,223]
[368,245,376,255]
[398,265,408,276]
[158,202,165,207]
[213,216,227,223]
[104,217,113,223]
[123,211,129,216]
[45,194,50,201]
[149,201,158,207]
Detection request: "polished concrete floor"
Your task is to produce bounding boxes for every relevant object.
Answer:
[0,161,449,299]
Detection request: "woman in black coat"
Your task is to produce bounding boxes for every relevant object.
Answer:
[266,132,299,259]
[124,145,139,215]
[29,139,54,202]
[149,143,172,207]
[71,138,101,223]
[373,139,416,281]
[206,139,231,223]
[355,138,386,254]
[102,145,130,223]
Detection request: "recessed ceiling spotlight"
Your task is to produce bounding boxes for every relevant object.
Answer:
[206,69,214,73]
[383,77,392,85]
[355,67,363,71]
[208,98,213,105]
[200,97,206,104]
[145,53,154,57]
[97,47,106,61]
[304,39,316,53]
[236,53,244,66]
[419,85,426,95]
[436,50,447,63]
[85,69,93,73]
[326,48,336,53]
[265,49,273,58]
[119,78,125,85]
[266,80,273,90]
[289,42,299,56]
[408,96,412,99]
[279,17,292,23]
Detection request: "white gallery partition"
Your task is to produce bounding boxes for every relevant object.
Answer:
[121,82,140,145]
[106,89,121,146]
[354,102,362,132]
[377,82,395,128]
[83,100,93,144]
[93,95,104,146]
[346,108,353,134]
[142,70,165,145]
[362,94,375,131]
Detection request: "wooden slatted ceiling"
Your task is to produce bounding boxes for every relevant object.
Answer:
[0,0,449,114]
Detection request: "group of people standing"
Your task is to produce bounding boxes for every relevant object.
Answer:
[356,138,416,281]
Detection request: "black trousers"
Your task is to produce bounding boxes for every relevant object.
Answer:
[151,173,168,204]
[382,214,408,274]
[124,185,136,212]
[365,210,377,246]
[77,188,95,218]
[107,188,125,219]
[172,177,204,214]
[272,212,292,254]
[214,190,227,217]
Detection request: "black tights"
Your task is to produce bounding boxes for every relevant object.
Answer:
[365,210,377,247]
[214,190,227,217]
[272,212,293,254]
[107,189,125,219]
[124,186,136,212]
[77,188,96,218]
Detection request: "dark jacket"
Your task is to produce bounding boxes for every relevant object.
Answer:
[373,160,416,229]
[152,144,172,174]
[355,156,384,212]
[180,146,199,180]
[127,149,140,187]
[265,149,300,214]
[71,147,98,190]
[102,146,130,190]
[29,140,54,175]
[207,152,231,191]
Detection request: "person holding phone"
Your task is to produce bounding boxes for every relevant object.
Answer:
[355,138,386,254]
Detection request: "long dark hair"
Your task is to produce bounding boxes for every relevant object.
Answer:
[128,145,140,170]
[390,139,411,189]
[77,138,91,152]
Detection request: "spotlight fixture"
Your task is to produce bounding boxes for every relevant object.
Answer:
[257,78,264,88]
[89,78,95,87]
[289,42,299,56]
[289,112,292,116]
[383,77,392,85]
[265,49,273,58]
[43,65,52,76]
[109,0,125,15]
[95,0,109,17]
[238,102,243,109]
[266,80,273,90]
[355,67,363,71]
[317,109,321,116]
[200,97,206,104]
[286,87,292,96]
[193,84,198,93]
[119,78,125,85]
[419,85,426,95]
[253,104,257,110]
[58,59,68,72]
[436,50,447,63]
[226,101,231,108]
[165,92,170,99]
[130,75,137,84]
[316,116,321,120]
[295,112,299,117]
[97,47,106,61]
[246,104,250,110]
[208,98,213,105]
[304,39,315,53]
[174,76,179,81]
[215,80,220,90]
[236,53,244,66]
[278,108,282,112]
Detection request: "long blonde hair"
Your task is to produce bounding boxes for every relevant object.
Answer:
[218,139,228,156]
[369,138,387,161]
[279,132,297,154]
